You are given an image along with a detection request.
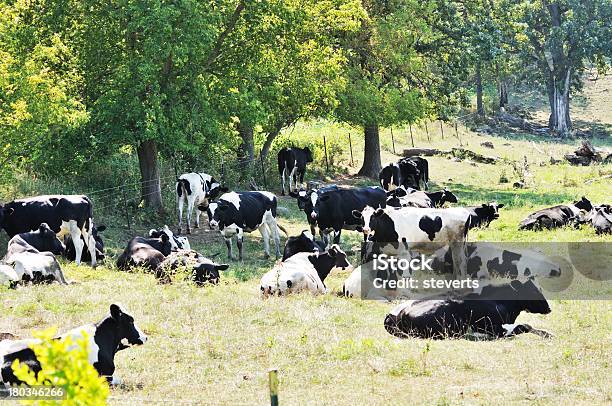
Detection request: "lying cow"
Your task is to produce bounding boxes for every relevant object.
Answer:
[587,204,612,234]
[0,195,99,266]
[278,147,314,195]
[65,224,106,263]
[116,234,172,271]
[1,304,146,385]
[310,186,387,246]
[176,172,225,234]
[466,202,504,229]
[2,223,68,285]
[289,185,339,237]
[155,249,229,285]
[207,191,288,260]
[384,279,552,339]
[282,230,327,261]
[353,206,471,278]
[260,245,351,297]
[519,197,592,230]
[149,225,190,251]
[386,187,457,208]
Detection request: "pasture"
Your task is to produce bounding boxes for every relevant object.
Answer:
[1,79,611,404]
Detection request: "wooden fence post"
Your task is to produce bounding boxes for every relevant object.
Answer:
[269,369,279,406]
[409,123,415,147]
[390,127,396,154]
[323,135,330,173]
[260,153,267,189]
[348,133,354,166]
[439,120,444,139]
[424,121,430,142]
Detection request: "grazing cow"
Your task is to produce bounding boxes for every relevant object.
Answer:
[260,245,351,297]
[155,249,228,285]
[401,157,429,190]
[353,206,471,278]
[277,147,314,195]
[383,279,552,339]
[176,173,225,234]
[386,187,457,208]
[466,202,504,229]
[0,195,98,266]
[379,161,419,191]
[519,197,592,230]
[587,205,612,234]
[282,230,327,261]
[116,234,172,271]
[149,225,190,251]
[310,187,387,246]
[65,225,106,263]
[207,191,288,260]
[289,185,338,237]
[1,304,147,385]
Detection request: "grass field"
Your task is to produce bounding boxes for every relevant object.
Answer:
[1,78,611,404]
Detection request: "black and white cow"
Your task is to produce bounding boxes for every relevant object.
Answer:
[148,225,190,251]
[401,157,429,190]
[383,279,552,339]
[386,187,457,208]
[282,230,327,261]
[155,249,229,285]
[310,187,387,246]
[260,245,351,297]
[587,204,612,234]
[116,234,172,271]
[1,223,68,285]
[207,191,288,260]
[289,185,338,237]
[519,197,592,230]
[0,195,98,266]
[65,225,106,263]
[379,157,429,191]
[466,202,504,229]
[0,304,147,385]
[353,206,471,278]
[277,147,314,195]
[176,173,225,234]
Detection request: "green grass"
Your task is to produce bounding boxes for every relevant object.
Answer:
[1,77,611,404]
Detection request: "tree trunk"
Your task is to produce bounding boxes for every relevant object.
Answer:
[498,80,508,108]
[547,68,571,135]
[137,139,163,212]
[358,124,381,178]
[238,121,254,162]
[475,64,485,117]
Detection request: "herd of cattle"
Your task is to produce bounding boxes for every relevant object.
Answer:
[1,149,610,387]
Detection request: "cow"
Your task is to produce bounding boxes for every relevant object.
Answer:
[466,202,504,229]
[207,191,288,260]
[65,225,106,263]
[116,234,172,271]
[155,249,229,285]
[342,265,362,298]
[310,187,387,246]
[176,173,225,234]
[1,304,147,385]
[277,147,314,195]
[386,187,457,208]
[0,195,99,266]
[587,205,612,234]
[282,230,327,261]
[383,279,552,339]
[148,225,190,251]
[402,157,429,190]
[260,245,351,297]
[289,185,338,237]
[379,157,429,191]
[352,206,471,278]
[519,197,592,230]
[2,223,68,285]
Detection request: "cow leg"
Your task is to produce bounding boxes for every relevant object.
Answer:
[450,242,467,280]
[259,224,271,259]
[289,163,298,193]
[64,220,84,266]
[195,208,202,229]
[333,229,342,245]
[177,195,184,234]
[81,222,97,267]
[503,323,553,338]
[281,166,286,196]
[237,230,244,261]
[267,218,281,258]
[224,237,233,260]
[185,195,195,234]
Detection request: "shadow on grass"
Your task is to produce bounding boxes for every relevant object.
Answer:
[444,182,576,208]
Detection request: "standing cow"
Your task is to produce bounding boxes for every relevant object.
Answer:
[207,191,288,260]
[277,147,313,195]
[0,195,98,266]
[176,172,225,234]
[379,157,429,191]
[289,185,338,237]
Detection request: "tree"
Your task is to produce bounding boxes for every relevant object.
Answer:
[507,0,611,135]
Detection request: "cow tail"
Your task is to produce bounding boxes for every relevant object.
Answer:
[176,178,183,197]
[276,223,289,237]
[85,196,94,232]
[176,179,190,198]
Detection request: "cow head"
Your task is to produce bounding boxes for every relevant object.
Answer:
[310,191,328,220]
[289,189,311,211]
[511,279,551,314]
[92,225,106,260]
[149,225,190,252]
[192,261,229,286]
[303,147,314,163]
[108,304,147,350]
[0,206,14,227]
[440,188,458,205]
[475,202,504,224]
[197,184,229,211]
[207,201,238,231]
[352,206,382,237]
[37,223,65,255]
[327,244,351,270]
[573,196,592,212]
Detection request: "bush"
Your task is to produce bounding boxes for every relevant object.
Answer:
[11,328,110,405]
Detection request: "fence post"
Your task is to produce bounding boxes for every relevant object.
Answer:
[424,121,430,142]
[122,187,131,231]
[348,133,354,166]
[221,157,225,185]
[439,120,444,139]
[409,123,415,147]
[269,369,279,406]
[390,127,396,154]
[323,135,330,173]
[260,153,267,189]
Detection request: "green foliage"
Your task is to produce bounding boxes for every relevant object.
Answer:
[11,328,109,405]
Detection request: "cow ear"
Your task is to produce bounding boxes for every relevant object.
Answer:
[215,264,230,271]
[352,210,362,219]
[481,203,488,208]
[110,304,122,320]
[320,195,330,202]
[497,204,505,209]
[96,225,107,232]
[374,208,385,217]
[148,229,157,237]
